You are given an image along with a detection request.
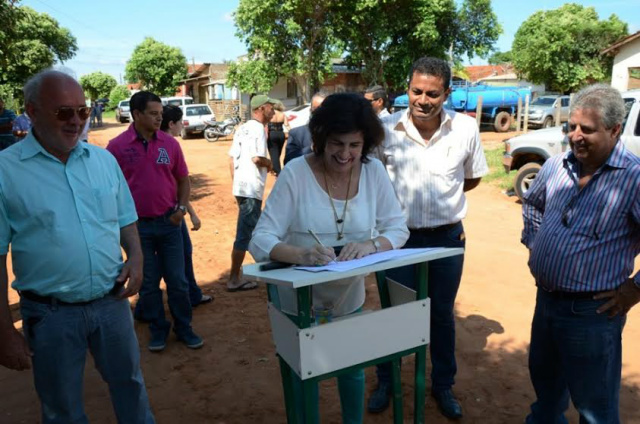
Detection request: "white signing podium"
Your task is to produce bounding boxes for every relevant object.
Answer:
[243,247,464,424]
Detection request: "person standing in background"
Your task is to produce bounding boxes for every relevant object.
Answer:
[12,108,31,141]
[267,101,289,176]
[227,94,274,292]
[283,92,326,165]
[0,98,17,150]
[364,85,390,119]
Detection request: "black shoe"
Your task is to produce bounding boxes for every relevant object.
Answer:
[432,389,463,420]
[367,381,391,413]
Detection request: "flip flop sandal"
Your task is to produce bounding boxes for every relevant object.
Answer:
[226,281,258,292]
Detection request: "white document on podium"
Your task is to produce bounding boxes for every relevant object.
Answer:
[295,248,441,272]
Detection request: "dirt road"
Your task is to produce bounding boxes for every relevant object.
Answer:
[1,120,638,423]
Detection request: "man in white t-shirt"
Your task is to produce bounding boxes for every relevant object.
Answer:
[369,57,488,419]
[227,95,275,291]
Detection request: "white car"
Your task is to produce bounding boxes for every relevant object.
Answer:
[162,96,194,108]
[503,89,640,200]
[180,104,214,138]
[285,104,310,129]
[115,100,131,123]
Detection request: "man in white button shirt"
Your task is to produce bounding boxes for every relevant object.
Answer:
[364,85,390,119]
[369,57,488,419]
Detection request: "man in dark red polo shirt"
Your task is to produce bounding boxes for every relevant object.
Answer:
[107,91,203,352]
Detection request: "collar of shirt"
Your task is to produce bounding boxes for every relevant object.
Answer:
[393,108,453,147]
[19,131,89,162]
[562,140,629,180]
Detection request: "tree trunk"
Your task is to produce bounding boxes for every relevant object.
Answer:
[295,75,311,104]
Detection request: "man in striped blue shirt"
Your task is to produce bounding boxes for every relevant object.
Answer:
[522,84,640,424]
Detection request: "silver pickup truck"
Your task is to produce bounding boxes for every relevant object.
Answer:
[503,89,640,200]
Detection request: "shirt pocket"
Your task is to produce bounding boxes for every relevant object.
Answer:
[93,186,118,223]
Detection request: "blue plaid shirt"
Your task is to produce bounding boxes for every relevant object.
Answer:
[522,142,640,292]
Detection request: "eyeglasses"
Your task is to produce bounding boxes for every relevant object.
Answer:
[54,106,92,121]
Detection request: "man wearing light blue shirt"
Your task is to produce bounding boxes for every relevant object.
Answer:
[0,70,154,423]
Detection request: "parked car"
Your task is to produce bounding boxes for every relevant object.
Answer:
[162,96,194,108]
[180,104,215,138]
[524,95,570,129]
[503,90,640,201]
[285,104,310,129]
[115,100,131,123]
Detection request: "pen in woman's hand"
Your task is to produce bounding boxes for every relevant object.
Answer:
[307,229,326,247]
[307,229,336,264]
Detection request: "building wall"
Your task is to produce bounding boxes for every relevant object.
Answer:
[611,38,640,91]
[322,73,365,94]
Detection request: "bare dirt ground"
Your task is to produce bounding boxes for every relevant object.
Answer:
[1,120,638,423]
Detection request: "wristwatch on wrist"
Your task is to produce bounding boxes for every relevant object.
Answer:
[371,238,381,253]
[177,205,187,214]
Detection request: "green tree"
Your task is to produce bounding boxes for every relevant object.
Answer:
[234,0,343,102]
[511,3,627,93]
[234,0,501,96]
[0,5,77,100]
[488,51,513,65]
[124,37,187,96]
[335,0,501,88]
[80,72,117,100]
[108,85,131,110]
[226,58,278,96]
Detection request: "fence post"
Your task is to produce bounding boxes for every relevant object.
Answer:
[475,96,483,129]
[516,97,523,132]
[523,95,530,134]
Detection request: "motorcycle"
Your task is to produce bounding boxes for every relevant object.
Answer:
[203,114,241,142]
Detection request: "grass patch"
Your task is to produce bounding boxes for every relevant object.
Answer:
[483,146,516,191]
[102,110,115,119]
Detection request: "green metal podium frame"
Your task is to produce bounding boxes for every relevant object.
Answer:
[242,247,463,424]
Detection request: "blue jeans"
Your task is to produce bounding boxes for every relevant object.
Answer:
[136,217,192,338]
[526,289,625,424]
[233,196,262,251]
[181,219,203,305]
[375,223,465,392]
[20,295,155,424]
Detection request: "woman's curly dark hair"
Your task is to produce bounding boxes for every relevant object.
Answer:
[309,93,384,163]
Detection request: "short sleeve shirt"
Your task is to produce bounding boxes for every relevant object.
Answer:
[107,124,189,217]
[228,119,269,200]
[0,134,138,302]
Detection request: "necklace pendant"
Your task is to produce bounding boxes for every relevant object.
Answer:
[337,234,344,240]
[336,219,344,224]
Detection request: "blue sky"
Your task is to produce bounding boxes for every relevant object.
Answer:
[21,0,640,82]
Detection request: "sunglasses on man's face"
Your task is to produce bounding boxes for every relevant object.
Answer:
[54,106,92,121]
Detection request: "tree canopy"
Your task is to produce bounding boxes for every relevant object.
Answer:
[108,85,131,110]
[234,0,342,101]
[488,51,513,65]
[0,4,77,100]
[226,59,279,96]
[336,0,501,89]
[124,38,188,96]
[234,0,501,97]
[511,3,627,93]
[80,72,117,101]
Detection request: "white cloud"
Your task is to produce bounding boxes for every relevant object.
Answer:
[223,11,234,22]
